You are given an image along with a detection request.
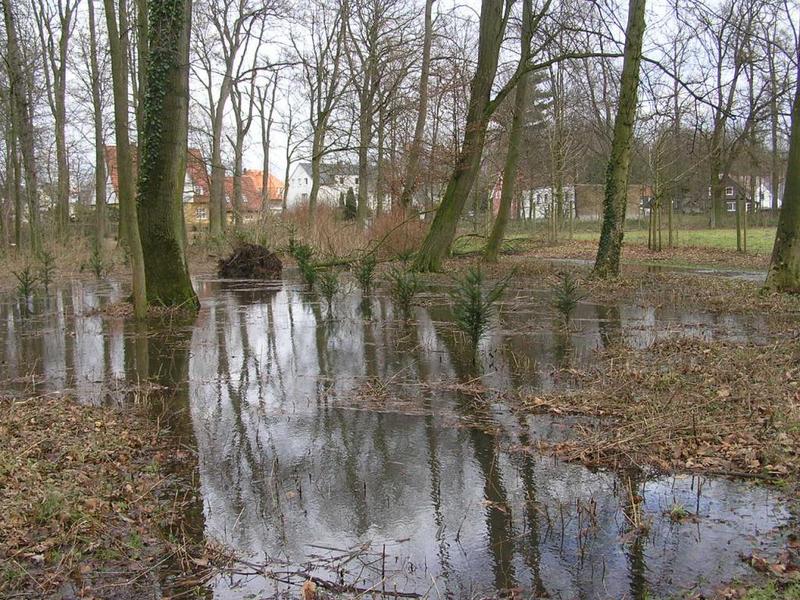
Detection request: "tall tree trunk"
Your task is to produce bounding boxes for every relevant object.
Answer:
[282,144,292,213]
[709,136,724,228]
[398,0,434,209]
[5,119,22,248]
[2,0,41,253]
[484,0,531,262]
[309,127,325,214]
[259,75,277,212]
[768,39,780,211]
[413,0,508,272]
[764,67,800,292]
[88,0,107,240]
[135,0,149,135]
[105,0,148,318]
[592,0,647,278]
[209,103,228,235]
[375,103,386,216]
[232,143,243,228]
[357,99,373,224]
[137,0,198,309]
[55,21,71,235]
[34,0,76,235]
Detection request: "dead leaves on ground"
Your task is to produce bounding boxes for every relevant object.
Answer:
[523,335,800,483]
[0,396,200,598]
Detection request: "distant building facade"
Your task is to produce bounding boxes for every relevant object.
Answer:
[104,147,284,227]
[491,180,651,221]
[285,162,372,210]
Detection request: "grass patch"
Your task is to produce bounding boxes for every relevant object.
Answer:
[742,583,800,599]
[573,227,776,254]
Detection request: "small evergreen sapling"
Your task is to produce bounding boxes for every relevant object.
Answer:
[386,267,420,317]
[448,267,508,352]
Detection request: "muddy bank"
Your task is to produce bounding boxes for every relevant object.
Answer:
[0,396,205,599]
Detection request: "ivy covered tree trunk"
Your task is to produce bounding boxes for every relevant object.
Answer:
[105,0,147,317]
[764,66,800,292]
[136,0,198,309]
[413,0,507,272]
[484,0,531,262]
[592,0,646,278]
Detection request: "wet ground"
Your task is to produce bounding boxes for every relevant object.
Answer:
[0,274,793,599]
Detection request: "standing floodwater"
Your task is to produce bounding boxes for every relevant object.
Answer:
[0,277,791,598]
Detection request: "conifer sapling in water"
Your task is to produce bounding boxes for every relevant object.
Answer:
[317,269,339,311]
[387,267,420,317]
[551,272,585,325]
[449,267,508,352]
[355,254,377,293]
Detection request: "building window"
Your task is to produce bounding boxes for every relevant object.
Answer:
[725,186,734,197]
[339,176,345,184]
[355,177,359,185]
[195,207,207,220]
[305,178,308,185]
[726,201,736,212]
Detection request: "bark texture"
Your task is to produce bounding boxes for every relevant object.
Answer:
[484,0,531,262]
[136,0,199,309]
[592,0,646,278]
[413,0,507,272]
[764,66,800,292]
[105,0,148,317]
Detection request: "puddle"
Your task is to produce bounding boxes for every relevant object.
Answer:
[0,277,793,598]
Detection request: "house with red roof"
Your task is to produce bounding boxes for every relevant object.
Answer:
[104,145,211,227]
[105,148,284,227]
[223,169,285,221]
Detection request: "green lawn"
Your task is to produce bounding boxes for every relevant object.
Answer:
[573,227,777,254]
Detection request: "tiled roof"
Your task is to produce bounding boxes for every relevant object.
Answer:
[104,145,210,200]
[226,169,284,210]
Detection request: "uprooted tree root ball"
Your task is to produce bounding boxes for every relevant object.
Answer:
[523,335,800,482]
[0,396,206,599]
[217,243,283,279]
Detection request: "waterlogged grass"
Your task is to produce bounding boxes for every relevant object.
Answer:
[525,335,800,481]
[743,583,800,599]
[573,227,777,254]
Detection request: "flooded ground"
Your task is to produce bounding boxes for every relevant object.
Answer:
[0,274,793,598]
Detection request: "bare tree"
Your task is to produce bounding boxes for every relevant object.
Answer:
[33,0,80,235]
[193,0,271,235]
[229,70,258,227]
[293,0,347,219]
[764,9,799,291]
[104,0,147,317]
[484,0,533,261]
[398,0,434,210]
[255,69,279,212]
[85,0,108,239]
[593,0,647,278]
[2,0,42,252]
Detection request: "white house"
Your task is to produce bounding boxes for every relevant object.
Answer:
[285,162,372,210]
